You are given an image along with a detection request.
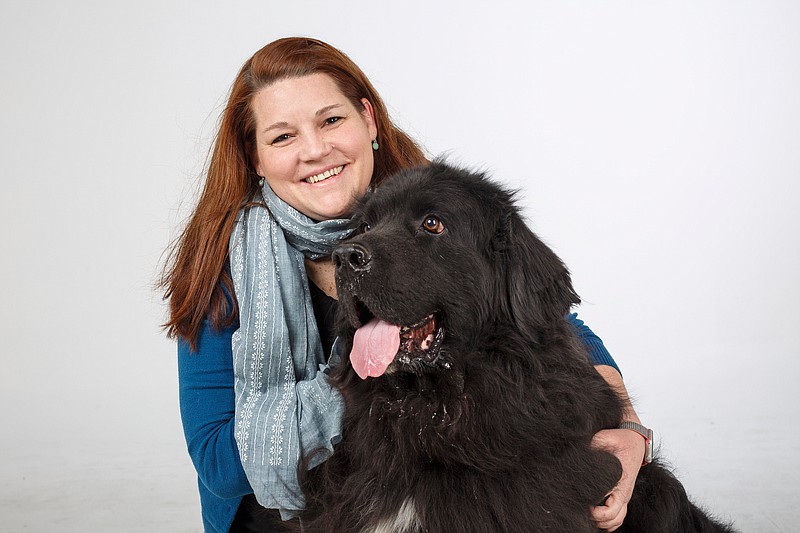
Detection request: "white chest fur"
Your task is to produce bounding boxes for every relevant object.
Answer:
[363,497,421,533]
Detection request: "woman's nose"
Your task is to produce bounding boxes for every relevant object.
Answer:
[300,131,332,161]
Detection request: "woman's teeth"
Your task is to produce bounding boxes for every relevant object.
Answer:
[306,165,344,184]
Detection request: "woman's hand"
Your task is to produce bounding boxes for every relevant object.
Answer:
[591,364,646,531]
[589,427,645,531]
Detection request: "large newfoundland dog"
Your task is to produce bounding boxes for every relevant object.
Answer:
[300,162,735,533]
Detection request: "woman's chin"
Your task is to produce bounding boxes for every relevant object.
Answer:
[309,194,363,221]
[304,204,350,222]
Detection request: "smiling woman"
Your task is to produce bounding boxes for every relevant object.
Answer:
[160,37,428,532]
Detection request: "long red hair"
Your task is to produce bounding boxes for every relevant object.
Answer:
[161,37,427,348]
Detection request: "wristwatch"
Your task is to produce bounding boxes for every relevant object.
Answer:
[618,421,654,466]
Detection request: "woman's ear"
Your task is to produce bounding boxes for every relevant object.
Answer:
[253,158,264,179]
[360,98,378,140]
[244,137,263,177]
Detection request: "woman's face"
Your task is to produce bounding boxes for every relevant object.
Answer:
[251,73,378,221]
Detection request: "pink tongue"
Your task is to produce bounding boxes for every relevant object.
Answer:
[350,317,401,379]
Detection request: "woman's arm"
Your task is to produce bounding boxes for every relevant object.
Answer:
[590,366,646,532]
[568,313,646,532]
[567,312,621,372]
[178,320,252,499]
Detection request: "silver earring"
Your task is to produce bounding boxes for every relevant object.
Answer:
[258,176,265,187]
[372,139,379,150]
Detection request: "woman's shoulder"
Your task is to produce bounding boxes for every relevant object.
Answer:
[179,317,238,354]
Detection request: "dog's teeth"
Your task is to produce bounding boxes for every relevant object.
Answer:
[421,333,434,351]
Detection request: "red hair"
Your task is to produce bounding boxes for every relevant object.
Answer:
[161,37,427,348]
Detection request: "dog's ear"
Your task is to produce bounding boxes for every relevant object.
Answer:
[494,209,581,335]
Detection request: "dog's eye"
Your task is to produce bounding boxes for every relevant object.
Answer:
[421,215,445,235]
[359,222,371,234]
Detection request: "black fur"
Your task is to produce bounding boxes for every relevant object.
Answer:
[300,162,736,533]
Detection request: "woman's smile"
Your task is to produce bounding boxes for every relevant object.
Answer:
[305,164,345,184]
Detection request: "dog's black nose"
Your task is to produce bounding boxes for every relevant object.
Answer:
[332,243,372,271]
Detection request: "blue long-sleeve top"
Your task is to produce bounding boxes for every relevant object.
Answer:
[177,312,618,532]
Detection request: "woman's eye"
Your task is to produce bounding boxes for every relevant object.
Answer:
[271,133,291,144]
[324,116,343,126]
[421,215,445,235]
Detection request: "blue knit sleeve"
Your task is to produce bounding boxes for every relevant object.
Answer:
[178,320,252,531]
[567,313,621,374]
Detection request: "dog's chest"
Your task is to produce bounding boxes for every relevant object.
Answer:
[362,497,421,533]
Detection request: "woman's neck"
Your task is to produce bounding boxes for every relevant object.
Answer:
[304,256,338,299]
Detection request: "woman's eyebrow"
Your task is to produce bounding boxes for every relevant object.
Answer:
[262,104,345,135]
[262,121,289,134]
[316,103,343,116]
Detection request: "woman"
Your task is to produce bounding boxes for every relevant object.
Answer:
[162,37,646,532]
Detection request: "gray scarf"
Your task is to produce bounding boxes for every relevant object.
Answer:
[229,184,351,515]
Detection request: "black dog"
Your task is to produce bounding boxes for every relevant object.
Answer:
[300,162,736,533]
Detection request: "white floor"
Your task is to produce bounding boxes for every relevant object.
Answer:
[2,352,797,532]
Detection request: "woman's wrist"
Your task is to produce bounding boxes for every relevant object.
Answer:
[618,421,654,465]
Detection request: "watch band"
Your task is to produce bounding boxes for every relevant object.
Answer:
[618,421,654,466]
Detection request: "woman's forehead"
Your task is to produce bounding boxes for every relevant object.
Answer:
[253,74,353,122]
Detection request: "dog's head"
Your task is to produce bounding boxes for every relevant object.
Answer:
[333,161,580,380]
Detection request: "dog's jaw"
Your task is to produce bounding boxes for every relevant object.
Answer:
[346,300,448,379]
[392,319,447,374]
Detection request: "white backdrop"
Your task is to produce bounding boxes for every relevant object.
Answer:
[1,1,798,531]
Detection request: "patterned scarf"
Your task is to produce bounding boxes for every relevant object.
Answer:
[229,184,352,516]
